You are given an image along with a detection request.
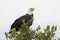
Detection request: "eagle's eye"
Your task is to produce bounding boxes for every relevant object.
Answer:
[30,8,35,11]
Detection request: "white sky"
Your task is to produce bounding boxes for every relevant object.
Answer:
[0,0,60,39]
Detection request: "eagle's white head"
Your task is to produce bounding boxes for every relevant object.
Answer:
[28,8,35,15]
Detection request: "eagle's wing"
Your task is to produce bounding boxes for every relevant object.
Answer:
[10,15,26,30]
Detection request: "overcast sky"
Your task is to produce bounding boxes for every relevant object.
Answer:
[0,0,60,39]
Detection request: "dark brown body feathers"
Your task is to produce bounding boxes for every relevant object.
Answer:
[9,14,33,33]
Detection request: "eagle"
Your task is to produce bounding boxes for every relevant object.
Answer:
[9,8,35,33]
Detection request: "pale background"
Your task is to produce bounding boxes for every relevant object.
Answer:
[0,0,60,39]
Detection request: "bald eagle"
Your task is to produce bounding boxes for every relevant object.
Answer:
[9,8,35,33]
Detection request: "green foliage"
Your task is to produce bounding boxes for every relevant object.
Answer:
[5,22,59,40]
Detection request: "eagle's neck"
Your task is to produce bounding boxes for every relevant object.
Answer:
[27,11,33,15]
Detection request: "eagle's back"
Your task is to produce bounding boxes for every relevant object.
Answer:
[10,14,33,32]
